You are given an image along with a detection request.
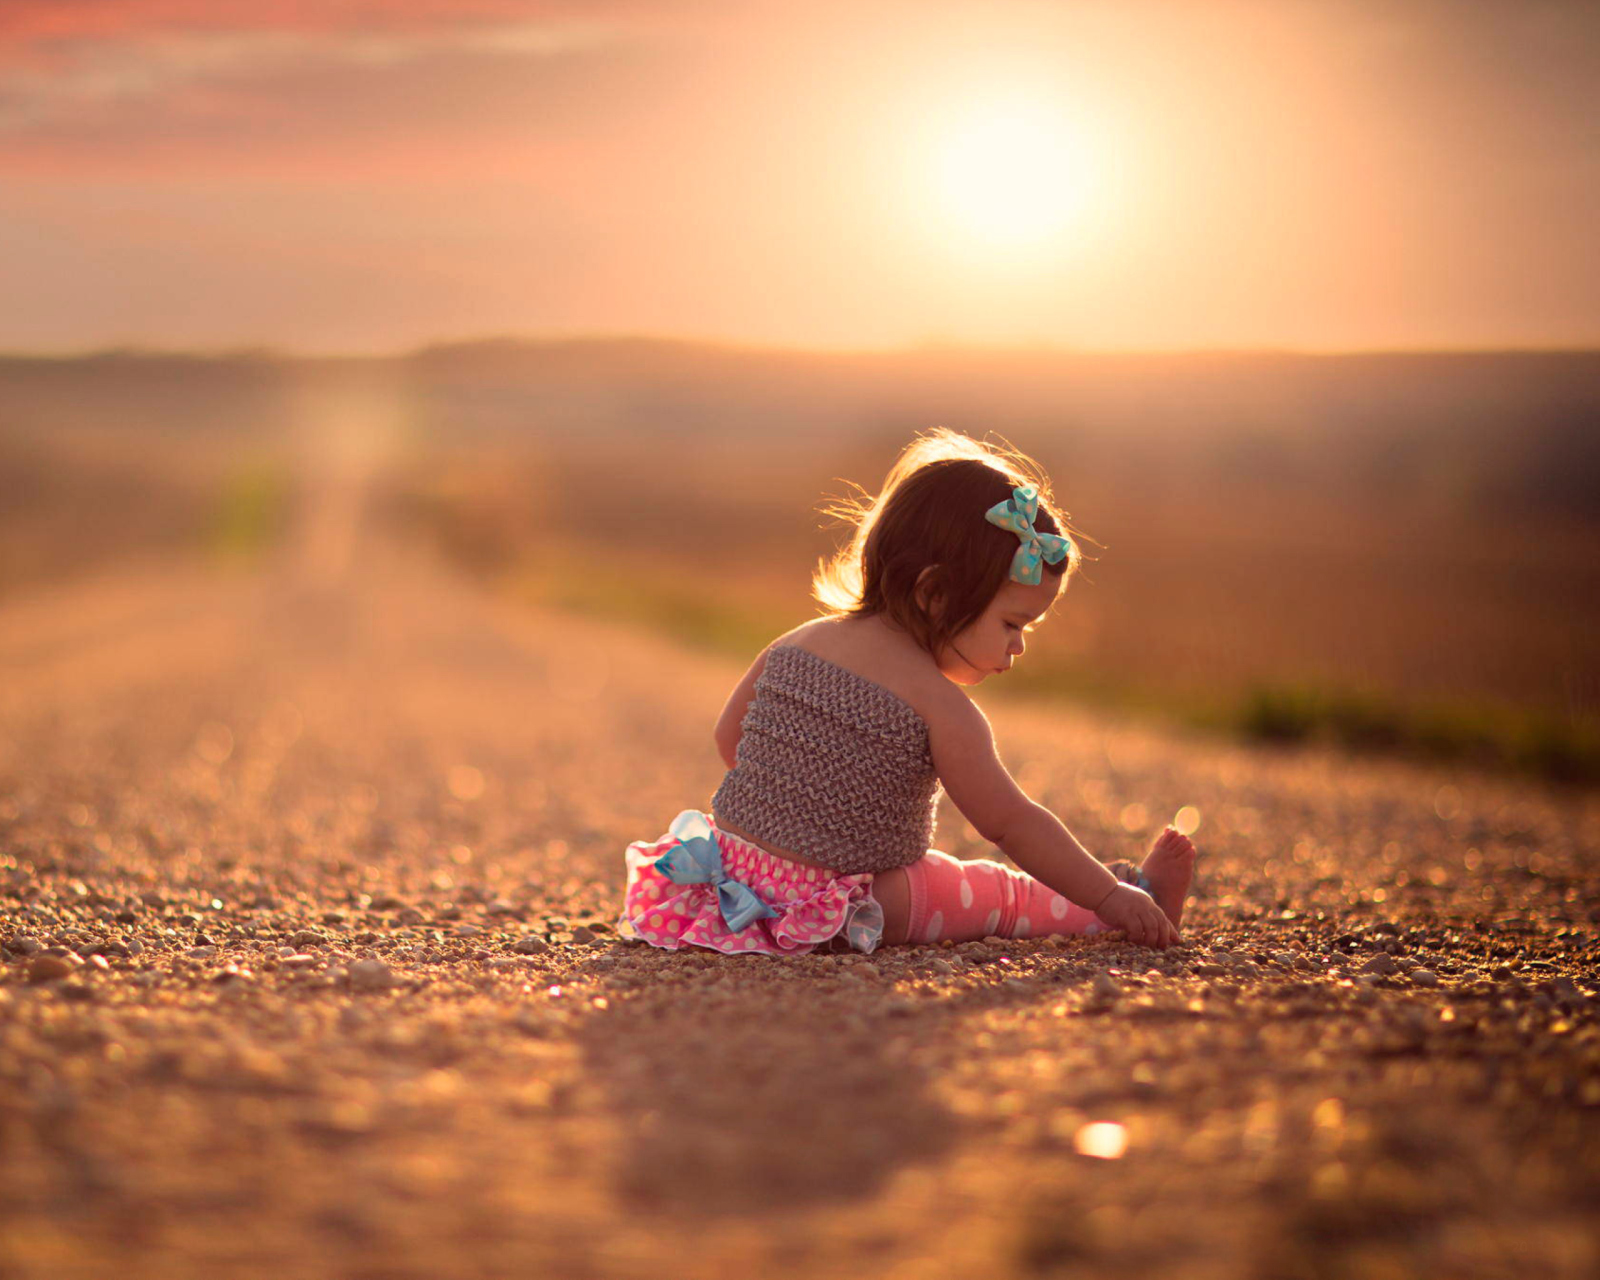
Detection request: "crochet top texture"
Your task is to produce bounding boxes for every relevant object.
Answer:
[711,645,940,874]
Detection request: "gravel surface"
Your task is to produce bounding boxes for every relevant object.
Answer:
[2,525,1597,1280]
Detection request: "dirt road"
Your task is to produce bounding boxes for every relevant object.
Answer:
[2,497,1597,1279]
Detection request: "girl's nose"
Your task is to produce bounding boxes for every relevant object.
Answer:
[1010,634,1026,657]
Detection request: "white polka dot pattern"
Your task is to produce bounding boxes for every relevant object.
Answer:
[617,818,885,957]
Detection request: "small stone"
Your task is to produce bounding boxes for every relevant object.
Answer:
[58,983,95,1002]
[188,946,218,960]
[513,936,550,955]
[1192,962,1228,977]
[926,959,955,977]
[28,955,75,982]
[7,933,42,956]
[396,908,426,925]
[1091,972,1121,1002]
[571,926,596,945]
[1410,968,1439,987]
[349,959,395,990]
[291,930,324,948]
[1361,952,1398,976]
[454,924,482,939]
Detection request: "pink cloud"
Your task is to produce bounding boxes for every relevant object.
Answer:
[0,1,651,47]
[0,0,678,172]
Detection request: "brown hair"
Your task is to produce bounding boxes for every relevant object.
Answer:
[812,429,1085,656]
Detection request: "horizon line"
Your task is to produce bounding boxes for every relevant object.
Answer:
[3,331,1599,363]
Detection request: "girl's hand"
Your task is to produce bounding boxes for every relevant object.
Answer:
[1096,884,1180,949]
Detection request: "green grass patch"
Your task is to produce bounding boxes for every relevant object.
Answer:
[514,553,780,661]
[1224,682,1600,785]
[206,462,289,562]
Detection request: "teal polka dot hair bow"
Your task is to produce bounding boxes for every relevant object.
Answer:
[985,484,1071,585]
[653,810,778,933]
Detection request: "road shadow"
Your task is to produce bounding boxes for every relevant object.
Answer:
[569,944,1122,1219]
[570,954,951,1215]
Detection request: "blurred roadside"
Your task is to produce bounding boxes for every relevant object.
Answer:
[3,341,1596,783]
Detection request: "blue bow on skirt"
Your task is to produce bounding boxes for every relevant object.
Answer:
[652,810,778,932]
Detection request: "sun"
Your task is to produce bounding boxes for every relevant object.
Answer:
[925,95,1099,258]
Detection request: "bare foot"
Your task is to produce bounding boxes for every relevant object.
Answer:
[1140,826,1197,928]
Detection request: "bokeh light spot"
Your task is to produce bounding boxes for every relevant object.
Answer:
[1074,1121,1128,1159]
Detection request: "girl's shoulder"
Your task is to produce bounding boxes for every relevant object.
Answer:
[761,616,967,728]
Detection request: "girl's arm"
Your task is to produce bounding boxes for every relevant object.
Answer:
[923,689,1177,945]
[713,646,772,769]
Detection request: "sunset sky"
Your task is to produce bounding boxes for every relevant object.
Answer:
[2,0,1596,353]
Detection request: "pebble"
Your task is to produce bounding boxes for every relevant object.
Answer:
[1410,968,1440,987]
[1192,962,1228,977]
[29,955,76,981]
[8,933,42,955]
[513,936,550,955]
[925,959,956,977]
[454,925,483,938]
[350,959,396,990]
[188,946,218,960]
[1361,952,1398,976]
[571,926,596,945]
[291,930,325,948]
[1091,973,1121,1002]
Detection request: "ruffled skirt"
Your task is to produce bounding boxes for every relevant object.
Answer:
[617,812,885,956]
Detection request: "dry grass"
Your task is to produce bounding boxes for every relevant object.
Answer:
[395,434,1600,783]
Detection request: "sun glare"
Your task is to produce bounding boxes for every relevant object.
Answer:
[924,94,1100,259]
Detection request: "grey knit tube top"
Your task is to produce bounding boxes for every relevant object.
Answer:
[711,645,940,874]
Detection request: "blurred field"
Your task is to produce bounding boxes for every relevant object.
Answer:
[3,342,1598,781]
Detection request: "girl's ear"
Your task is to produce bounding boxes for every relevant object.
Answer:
[914,565,944,618]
